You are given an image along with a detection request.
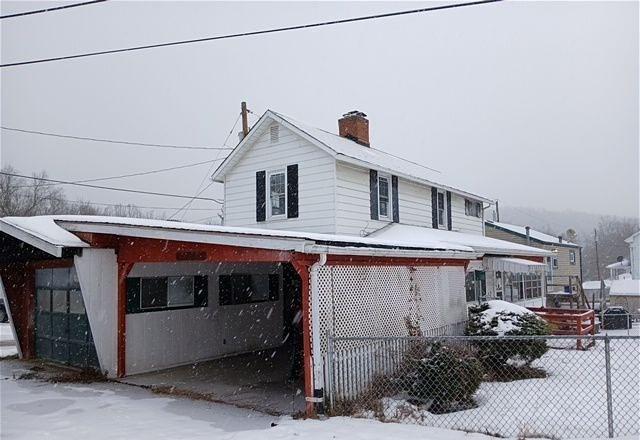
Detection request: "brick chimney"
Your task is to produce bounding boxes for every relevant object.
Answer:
[338,111,369,146]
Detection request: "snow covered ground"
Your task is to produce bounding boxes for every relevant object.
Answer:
[0,323,17,358]
[0,360,517,440]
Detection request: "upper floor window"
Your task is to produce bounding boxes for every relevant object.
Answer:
[437,190,447,227]
[569,250,576,265]
[552,257,559,269]
[465,199,482,218]
[268,170,286,217]
[378,174,391,219]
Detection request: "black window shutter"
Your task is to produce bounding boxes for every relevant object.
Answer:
[446,191,452,231]
[256,171,266,222]
[194,275,208,307]
[218,275,232,306]
[286,164,299,219]
[126,278,141,314]
[392,175,399,223]
[268,274,280,301]
[431,187,438,228]
[369,169,379,220]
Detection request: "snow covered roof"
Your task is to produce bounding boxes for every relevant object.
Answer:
[485,220,579,247]
[610,279,640,297]
[369,224,551,257]
[0,216,89,257]
[625,231,640,243]
[606,259,630,269]
[1,215,485,260]
[582,280,612,290]
[212,110,493,203]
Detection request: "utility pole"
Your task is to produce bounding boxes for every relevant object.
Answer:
[495,200,500,222]
[594,228,605,309]
[241,101,249,138]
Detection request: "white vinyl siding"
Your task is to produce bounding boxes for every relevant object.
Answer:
[223,123,336,233]
[334,162,484,236]
[450,193,484,235]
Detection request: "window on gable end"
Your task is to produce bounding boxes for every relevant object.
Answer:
[378,174,391,219]
[270,125,280,143]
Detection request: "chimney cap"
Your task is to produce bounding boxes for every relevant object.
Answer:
[342,110,367,119]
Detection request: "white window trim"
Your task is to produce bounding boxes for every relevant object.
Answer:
[267,169,287,220]
[569,250,576,265]
[378,173,392,220]
[437,189,447,229]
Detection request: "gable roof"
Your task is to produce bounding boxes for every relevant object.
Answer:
[485,220,580,248]
[625,231,640,243]
[211,110,493,203]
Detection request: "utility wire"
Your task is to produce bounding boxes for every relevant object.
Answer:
[0,0,502,68]
[0,0,108,19]
[1,126,233,151]
[1,172,223,203]
[15,158,226,189]
[168,112,241,220]
[64,199,216,211]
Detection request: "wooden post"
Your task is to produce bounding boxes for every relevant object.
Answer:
[117,262,134,378]
[241,102,249,138]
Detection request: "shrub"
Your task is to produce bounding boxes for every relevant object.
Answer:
[466,301,551,376]
[406,342,483,414]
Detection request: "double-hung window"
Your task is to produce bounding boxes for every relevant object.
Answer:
[378,174,391,219]
[268,170,286,218]
[569,250,576,265]
[437,190,446,227]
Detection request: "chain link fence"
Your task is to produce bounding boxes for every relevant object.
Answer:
[326,334,639,439]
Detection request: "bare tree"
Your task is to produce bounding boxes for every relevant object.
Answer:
[1,166,156,219]
[582,216,639,280]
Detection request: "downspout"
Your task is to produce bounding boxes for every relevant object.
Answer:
[309,252,327,414]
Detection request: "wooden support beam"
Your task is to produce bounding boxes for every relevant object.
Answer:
[117,261,134,378]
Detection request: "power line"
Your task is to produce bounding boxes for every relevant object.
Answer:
[1,126,234,151]
[1,171,223,203]
[64,199,217,211]
[169,112,241,220]
[0,0,502,68]
[0,0,108,19]
[15,158,226,189]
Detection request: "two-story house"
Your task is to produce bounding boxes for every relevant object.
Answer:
[0,109,549,417]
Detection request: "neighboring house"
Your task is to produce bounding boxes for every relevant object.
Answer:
[0,109,549,416]
[606,259,631,280]
[485,220,582,293]
[609,279,640,314]
[582,279,612,310]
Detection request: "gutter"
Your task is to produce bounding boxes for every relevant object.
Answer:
[304,244,481,260]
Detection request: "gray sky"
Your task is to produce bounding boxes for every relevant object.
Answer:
[1,1,638,222]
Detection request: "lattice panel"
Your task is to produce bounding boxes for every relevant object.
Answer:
[313,265,467,354]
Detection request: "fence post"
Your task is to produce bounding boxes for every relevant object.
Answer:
[604,335,614,438]
[326,333,335,411]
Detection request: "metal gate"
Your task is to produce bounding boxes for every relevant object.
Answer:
[35,267,99,369]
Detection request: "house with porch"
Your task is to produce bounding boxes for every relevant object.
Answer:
[0,109,549,416]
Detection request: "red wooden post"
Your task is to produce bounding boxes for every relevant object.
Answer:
[117,262,134,378]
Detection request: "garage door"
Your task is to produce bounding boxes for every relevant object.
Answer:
[35,267,99,369]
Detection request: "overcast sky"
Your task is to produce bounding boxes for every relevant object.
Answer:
[1,1,638,222]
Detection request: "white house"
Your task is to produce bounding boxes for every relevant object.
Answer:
[0,109,550,417]
[625,231,640,280]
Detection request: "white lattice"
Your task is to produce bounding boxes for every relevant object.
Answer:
[313,265,467,355]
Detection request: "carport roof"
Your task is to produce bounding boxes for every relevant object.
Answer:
[0,215,545,260]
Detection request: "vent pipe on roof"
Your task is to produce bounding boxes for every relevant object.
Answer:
[558,235,563,243]
[525,226,531,245]
[338,110,369,147]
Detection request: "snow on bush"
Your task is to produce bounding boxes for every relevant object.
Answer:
[466,300,551,375]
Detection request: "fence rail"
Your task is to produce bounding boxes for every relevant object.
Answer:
[326,334,639,439]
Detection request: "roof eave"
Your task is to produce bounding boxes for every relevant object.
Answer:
[0,220,68,258]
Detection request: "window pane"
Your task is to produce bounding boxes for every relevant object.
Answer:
[37,289,51,312]
[437,192,445,225]
[69,289,85,314]
[141,278,168,309]
[269,172,286,216]
[167,277,194,307]
[378,177,389,217]
[52,268,70,289]
[52,290,67,313]
[36,269,52,288]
